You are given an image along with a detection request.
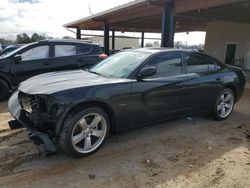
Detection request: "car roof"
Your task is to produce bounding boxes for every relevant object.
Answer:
[129,47,197,54]
[127,48,224,65]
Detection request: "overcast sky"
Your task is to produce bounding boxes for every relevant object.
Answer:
[0,0,206,45]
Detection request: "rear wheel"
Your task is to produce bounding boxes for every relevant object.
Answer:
[213,88,235,121]
[0,79,9,101]
[60,107,110,157]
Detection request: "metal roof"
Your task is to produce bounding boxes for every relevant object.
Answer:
[64,0,249,33]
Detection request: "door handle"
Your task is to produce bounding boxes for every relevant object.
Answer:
[215,77,221,81]
[42,62,49,65]
[77,59,83,63]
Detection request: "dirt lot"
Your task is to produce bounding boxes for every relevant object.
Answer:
[0,84,250,188]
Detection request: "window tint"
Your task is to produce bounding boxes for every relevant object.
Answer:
[89,46,103,55]
[185,54,209,73]
[146,53,182,78]
[55,45,76,57]
[78,44,92,54]
[207,58,218,70]
[21,45,49,61]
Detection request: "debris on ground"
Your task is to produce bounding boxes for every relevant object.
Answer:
[88,174,96,180]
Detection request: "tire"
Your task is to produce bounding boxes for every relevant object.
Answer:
[0,79,9,101]
[213,88,235,121]
[59,106,110,158]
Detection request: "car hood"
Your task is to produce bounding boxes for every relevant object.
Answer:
[18,70,129,95]
[0,56,8,62]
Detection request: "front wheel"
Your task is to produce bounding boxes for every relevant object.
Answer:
[60,107,110,157]
[213,88,235,121]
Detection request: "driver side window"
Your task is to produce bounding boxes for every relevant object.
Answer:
[21,45,49,61]
[145,53,182,78]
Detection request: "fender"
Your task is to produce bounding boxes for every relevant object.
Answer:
[54,98,117,137]
[0,73,13,91]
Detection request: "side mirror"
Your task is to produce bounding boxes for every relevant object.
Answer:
[14,54,22,64]
[137,67,156,80]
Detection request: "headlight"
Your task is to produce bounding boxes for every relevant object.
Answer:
[19,92,64,116]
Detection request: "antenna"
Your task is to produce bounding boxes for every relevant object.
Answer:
[88,3,93,15]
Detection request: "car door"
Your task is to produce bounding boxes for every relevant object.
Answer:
[50,43,79,71]
[180,52,223,112]
[130,52,186,126]
[10,44,52,86]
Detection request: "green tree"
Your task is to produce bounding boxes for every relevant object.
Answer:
[0,38,14,45]
[15,33,31,44]
[31,33,46,42]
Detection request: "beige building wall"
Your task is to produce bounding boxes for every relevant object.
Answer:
[204,21,250,69]
[89,36,140,50]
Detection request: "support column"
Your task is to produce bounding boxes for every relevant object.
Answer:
[112,29,115,50]
[141,31,144,47]
[104,21,110,55]
[161,0,175,47]
[76,28,81,39]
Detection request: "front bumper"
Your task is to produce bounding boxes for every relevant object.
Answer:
[8,91,57,153]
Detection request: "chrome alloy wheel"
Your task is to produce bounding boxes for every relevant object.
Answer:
[71,113,107,154]
[217,91,234,118]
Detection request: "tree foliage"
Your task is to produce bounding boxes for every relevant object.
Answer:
[31,33,46,42]
[15,33,46,44]
[0,38,14,45]
[15,33,31,44]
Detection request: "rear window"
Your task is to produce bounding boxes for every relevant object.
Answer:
[185,54,211,73]
[55,45,77,57]
[87,45,103,55]
[207,58,220,70]
[78,44,92,54]
[93,46,104,54]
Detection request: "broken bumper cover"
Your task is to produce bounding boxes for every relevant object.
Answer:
[8,91,57,153]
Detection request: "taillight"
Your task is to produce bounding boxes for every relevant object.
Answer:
[99,53,108,59]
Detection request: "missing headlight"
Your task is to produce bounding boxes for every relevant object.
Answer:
[18,92,64,117]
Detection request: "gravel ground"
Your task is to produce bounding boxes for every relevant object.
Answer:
[0,84,249,188]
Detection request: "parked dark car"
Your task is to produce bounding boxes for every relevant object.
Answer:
[0,39,107,100]
[8,48,246,157]
[0,44,24,57]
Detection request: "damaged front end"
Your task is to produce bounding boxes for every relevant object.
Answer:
[8,90,66,154]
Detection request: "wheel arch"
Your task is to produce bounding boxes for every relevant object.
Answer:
[224,84,238,102]
[0,74,12,91]
[59,100,116,134]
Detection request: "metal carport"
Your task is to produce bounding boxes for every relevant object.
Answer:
[64,0,250,57]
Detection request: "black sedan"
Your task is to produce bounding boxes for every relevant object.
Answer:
[8,48,246,157]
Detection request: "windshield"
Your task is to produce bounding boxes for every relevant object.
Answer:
[90,51,151,78]
[0,48,17,57]
[0,43,32,58]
